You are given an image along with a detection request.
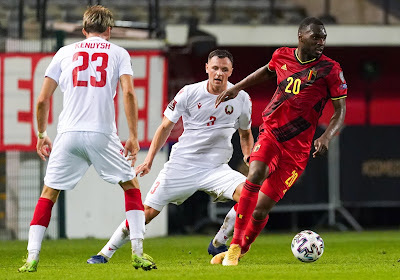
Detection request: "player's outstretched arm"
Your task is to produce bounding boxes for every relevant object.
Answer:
[36,77,57,161]
[215,64,275,107]
[313,98,346,158]
[238,128,254,166]
[121,74,140,166]
[136,117,175,177]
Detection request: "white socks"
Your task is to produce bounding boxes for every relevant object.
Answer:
[99,210,146,259]
[126,210,145,257]
[213,206,236,247]
[125,210,145,240]
[99,220,130,259]
[131,238,144,257]
[27,225,46,262]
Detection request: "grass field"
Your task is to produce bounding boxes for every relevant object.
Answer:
[2,230,400,280]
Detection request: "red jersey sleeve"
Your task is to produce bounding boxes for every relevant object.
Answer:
[267,48,283,72]
[326,62,348,100]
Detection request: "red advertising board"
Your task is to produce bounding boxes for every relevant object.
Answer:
[0,51,168,151]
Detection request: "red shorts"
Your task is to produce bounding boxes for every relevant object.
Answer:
[249,131,309,202]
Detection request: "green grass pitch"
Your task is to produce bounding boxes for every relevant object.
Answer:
[2,230,400,279]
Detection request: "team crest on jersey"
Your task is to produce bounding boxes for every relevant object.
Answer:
[225,105,234,115]
[168,99,177,111]
[253,144,261,152]
[306,67,318,85]
[307,68,317,81]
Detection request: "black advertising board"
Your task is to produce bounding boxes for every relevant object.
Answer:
[340,126,400,204]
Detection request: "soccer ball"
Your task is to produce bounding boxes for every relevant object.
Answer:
[291,230,324,262]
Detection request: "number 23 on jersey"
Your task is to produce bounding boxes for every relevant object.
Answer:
[72,51,108,87]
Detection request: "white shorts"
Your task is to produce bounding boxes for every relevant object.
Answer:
[144,163,246,211]
[44,132,135,190]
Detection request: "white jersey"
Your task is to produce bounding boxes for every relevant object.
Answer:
[164,80,252,168]
[44,36,133,134]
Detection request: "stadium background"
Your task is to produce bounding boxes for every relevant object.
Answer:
[0,0,399,241]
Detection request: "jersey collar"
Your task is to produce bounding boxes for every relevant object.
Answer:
[295,48,317,65]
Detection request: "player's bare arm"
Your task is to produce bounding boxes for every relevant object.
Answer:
[238,128,254,166]
[313,98,346,158]
[36,77,57,161]
[136,117,175,177]
[120,74,140,166]
[215,64,275,107]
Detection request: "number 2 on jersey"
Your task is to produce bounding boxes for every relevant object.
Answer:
[285,77,301,95]
[72,52,108,87]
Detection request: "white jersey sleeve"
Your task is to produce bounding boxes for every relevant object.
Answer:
[237,90,252,130]
[164,86,188,123]
[45,48,64,83]
[118,49,134,77]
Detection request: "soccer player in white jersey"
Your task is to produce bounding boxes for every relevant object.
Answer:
[86,49,254,264]
[18,5,156,272]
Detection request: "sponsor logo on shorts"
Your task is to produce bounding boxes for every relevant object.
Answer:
[253,144,261,152]
[198,102,202,109]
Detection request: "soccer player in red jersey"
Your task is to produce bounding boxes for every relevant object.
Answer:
[211,17,347,266]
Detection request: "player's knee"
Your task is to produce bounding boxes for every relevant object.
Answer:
[144,205,159,224]
[232,184,243,201]
[247,166,269,185]
[120,177,140,191]
[40,185,60,203]
[252,207,269,220]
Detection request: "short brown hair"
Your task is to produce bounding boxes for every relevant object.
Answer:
[83,5,114,34]
[208,49,233,66]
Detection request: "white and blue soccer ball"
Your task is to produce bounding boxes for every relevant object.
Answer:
[291,230,324,262]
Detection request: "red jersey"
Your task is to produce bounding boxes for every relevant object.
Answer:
[262,47,347,153]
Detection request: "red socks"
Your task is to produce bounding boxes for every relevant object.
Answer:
[30,197,54,227]
[241,215,269,252]
[125,188,144,212]
[231,180,260,245]
[124,188,144,230]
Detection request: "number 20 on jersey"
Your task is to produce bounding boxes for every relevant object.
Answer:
[285,77,301,95]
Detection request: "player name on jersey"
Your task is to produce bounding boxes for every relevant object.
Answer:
[74,42,111,49]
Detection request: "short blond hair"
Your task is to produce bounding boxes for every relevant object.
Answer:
[83,5,114,34]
